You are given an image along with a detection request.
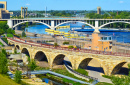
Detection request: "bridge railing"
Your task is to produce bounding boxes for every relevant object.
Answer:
[8,37,130,57]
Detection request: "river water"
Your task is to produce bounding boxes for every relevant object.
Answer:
[24,23,130,43]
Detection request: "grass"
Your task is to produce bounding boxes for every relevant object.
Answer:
[35,67,93,83]
[2,38,8,44]
[34,66,49,70]
[75,69,88,76]
[0,74,20,85]
[0,42,3,46]
[52,69,89,82]
[96,82,113,85]
[102,75,112,79]
[7,34,13,37]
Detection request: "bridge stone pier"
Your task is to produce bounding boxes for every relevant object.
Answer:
[8,38,130,76]
[3,19,129,32]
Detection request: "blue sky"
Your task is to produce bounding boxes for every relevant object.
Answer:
[5,0,130,10]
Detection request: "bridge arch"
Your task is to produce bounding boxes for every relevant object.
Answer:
[77,57,105,73]
[52,54,73,68]
[34,51,48,62]
[21,48,30,57]
[13,21,52,29]
[100,21,130,28]
[55,21,95,29]
[111,62,127,75]
[15,45,21,50]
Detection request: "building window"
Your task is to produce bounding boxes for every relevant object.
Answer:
[101,37,103,40]
[109,37,112,40]
[0,4,4,8]
[104,37,107,40]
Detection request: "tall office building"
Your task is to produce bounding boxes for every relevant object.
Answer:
[97,7,101,14]
[0,1,10,19]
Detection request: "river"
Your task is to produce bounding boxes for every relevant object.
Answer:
[24,22,130,43]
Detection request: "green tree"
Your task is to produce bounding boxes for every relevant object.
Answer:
[2,49,7,55]
[28,60,37,71]
[0,52,8,74]
[68,45,74,49]
[14,49,17,54]
[0,29,4,35]
[22,31,26,37]
[63,42,69,45]
[54,43,58,47]
[128,63,130,77]
[7,28,15,34]
[14,70,22,83]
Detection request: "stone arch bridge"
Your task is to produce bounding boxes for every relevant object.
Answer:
[7,37,130,76]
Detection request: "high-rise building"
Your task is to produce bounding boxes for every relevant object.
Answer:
[21,7,28,18]
[97,7,101,14]
[0,1,10,19]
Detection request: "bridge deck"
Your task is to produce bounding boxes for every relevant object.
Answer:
[8,37,130,57]
[2,18,130,20]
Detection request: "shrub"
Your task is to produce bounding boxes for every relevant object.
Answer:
[1,38,8,44]
[28,60,37,71]
[14,49,17,54]
[63,42,69,45]
[7,28,15,34]
[7,34,13,37]
[14,70,22,83]
[22,31,26,37]
[2,49,7,55]
[54,43,58,47]
[0,42,3,46]
[26,54,30,63]
[68,45,74,49]
[0,52,8,74]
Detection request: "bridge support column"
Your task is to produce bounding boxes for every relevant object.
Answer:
[94,20,100,33]
[7,20,13,28]
[51,20,55,30]
[15,26,18,30]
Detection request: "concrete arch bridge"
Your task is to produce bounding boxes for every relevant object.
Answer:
[5,19,130,33]
[7,37,130,76]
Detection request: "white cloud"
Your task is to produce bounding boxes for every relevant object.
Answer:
[119,1,124,3]
[26,4,30,6]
